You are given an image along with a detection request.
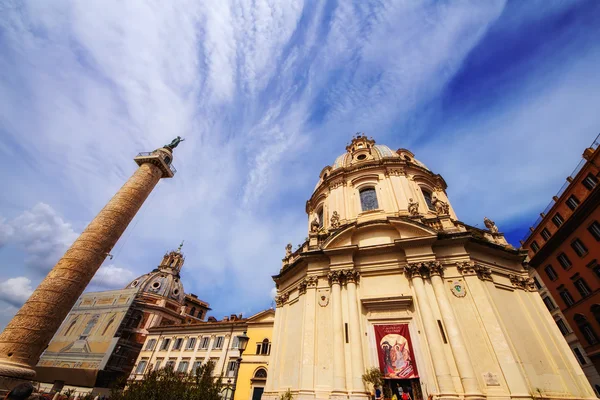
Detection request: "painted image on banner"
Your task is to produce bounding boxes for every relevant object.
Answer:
[374,324,419,379]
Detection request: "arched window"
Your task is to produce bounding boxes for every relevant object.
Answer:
[64,318,78,336]
[575,314,599,345]
[422,189,435,211]
[317,208,324,228]
[359,188,379,211]
[254,368,267,379]
[190,307,196,317]
[102,317,115,336]
[127,313,143,329]
[260,338,271,355]
[81,315,99,338]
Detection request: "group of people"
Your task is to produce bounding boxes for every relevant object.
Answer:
[3,383,106,400]
[375,383,413,400]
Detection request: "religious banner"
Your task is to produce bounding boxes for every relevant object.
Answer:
[374,324,419,379]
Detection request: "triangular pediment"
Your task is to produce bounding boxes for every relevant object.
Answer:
[247,309,275,324]
[322,217,437,250]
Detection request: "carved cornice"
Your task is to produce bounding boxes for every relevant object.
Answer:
[385,168,405,177]
[509,274,536,291]
[329,180,344,190]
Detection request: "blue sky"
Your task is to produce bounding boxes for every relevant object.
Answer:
[1,0,600,329]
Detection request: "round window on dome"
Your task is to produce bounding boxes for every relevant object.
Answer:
[357,154,367,161]
[152,281,161,289]
[131,280,138,287]
[173,288,180,296]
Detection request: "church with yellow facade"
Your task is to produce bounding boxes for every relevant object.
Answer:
[264,136,595,400]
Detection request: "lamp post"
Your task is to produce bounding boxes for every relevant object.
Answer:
[231,331,249,400]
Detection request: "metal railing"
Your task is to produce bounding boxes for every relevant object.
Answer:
[521,132,600,243]
[136,152,177,175]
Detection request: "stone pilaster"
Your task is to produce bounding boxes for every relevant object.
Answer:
[328,271,347,396]
[344,270,367,399]
[429,263,483,399]
[405,262,457,400]
[299,276,318,399]
[0,150,172,379]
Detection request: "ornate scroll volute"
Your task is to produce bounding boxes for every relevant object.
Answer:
[298,280,308,295]
[305,275,319,289]
[473,263,493,281]
[345,270,360,284]
[328,270,343,286]
[456,261,477,276]
[429,261,444,277]
[404,262,429,279]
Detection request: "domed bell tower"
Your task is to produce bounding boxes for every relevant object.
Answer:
[159,241,185,275]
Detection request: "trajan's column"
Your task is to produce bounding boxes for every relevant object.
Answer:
[0,137,184,383]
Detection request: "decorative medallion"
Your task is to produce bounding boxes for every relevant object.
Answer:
[483,372,500,386]
[318,288,330,307]
[450,280,466,298]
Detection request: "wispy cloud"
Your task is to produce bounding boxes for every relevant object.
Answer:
[1,0,599,328]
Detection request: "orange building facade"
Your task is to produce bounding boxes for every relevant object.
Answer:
[523,133,600,380]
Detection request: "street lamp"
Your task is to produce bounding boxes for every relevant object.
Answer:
[231,331,250,400]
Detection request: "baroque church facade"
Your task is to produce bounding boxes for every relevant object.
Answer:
[35,246,210,394]
[264,136,595,400]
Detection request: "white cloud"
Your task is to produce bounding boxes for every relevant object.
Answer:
[1,203,78,271]
[90,265,136,291]
[0,277,34,308]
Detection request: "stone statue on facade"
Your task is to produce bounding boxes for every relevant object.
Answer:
[310,217,320,233]
[285,243,292,257]
[330,211,340,229]
[432,194,450,215]
[408,198,419,216]
[484,217,499,233]
[165,136,185,149]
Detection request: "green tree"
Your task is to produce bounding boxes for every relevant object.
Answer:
[110,362,223,400]
[362,367,383,394]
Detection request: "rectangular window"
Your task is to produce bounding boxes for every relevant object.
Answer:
[560,289,575,307]
[545,265,558,281]
[173,338,183,350]
[201,337,210,349]
[573,347,587,365]
[135,359,148,374]
[557,253,572,269]
[541,228,551,241]
[571,239,588,257]
[533,277,542,289]
[186,337,196,350]
[543,296,555,312]
[213,336,224,349]
[359,188,379,211]
[231,336,239,349]
[574,278,591,297]
[145,339,157,351]
[437,320,448,344]
[191,360,202,375]
[160,339,171,351]
[345,323,349,343]
[177,360,189,373]
[227,360,237,377]
[552,213,564,228]
[567,195,580,210]
[583,173,598,190]
[154,358,163,370]
[531,241,540,253]
[165,359,176,370]
[556,318,569,335]
[588,221,600,241]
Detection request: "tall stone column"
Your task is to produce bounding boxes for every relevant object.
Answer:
[345,270,366,397]
[329,271,347,396]
[429,263,482,399]
[0,146,176,380]
[268,292,289,393]
[299,276,318,398]
[406,263,456,399]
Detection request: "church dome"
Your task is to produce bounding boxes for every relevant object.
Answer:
[126,246,186,304]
